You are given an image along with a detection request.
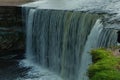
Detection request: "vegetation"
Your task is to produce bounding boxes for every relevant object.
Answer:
[88,48,120,80]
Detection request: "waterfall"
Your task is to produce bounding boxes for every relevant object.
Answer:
[22,7,118,80]
[78,20,118,80]
[97,28,117,47]
[26,9,35,62]
[78,19,103,80]
[24,8,100,80]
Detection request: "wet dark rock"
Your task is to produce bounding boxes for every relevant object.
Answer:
[0,6,23,28]
[0,6,25,59]
[117,31,120,43]
[0,49,25,60]
[0,32,25,50]
[0,31,25,59]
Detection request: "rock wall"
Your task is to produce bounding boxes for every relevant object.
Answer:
[0,6,25,54]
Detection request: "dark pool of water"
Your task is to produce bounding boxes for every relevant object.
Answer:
[0,50,29,80]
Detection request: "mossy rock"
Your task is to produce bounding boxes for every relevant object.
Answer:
[88,48,120,80]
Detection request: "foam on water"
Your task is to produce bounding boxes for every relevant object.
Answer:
[17,59,63,80]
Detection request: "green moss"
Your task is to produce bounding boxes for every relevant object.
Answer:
[90,48,113,62]
[88,48,120,80]
[91,70,120,80]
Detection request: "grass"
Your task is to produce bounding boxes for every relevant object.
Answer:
[88,48,120,80]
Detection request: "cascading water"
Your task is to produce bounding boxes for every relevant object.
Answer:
[78,19,103,80]
[26,9,35,62]
[22,8,101,80]
[97,28,118,47]
[19,0,119,79]
[19,7,118,80]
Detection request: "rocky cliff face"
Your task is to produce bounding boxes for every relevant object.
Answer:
[0,6,25,55]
